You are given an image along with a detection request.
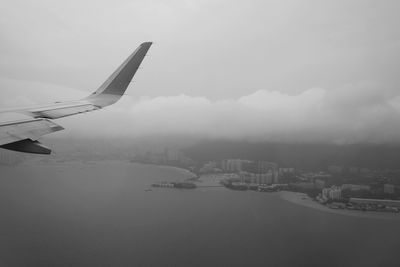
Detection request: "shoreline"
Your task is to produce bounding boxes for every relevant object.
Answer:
[22,158,197,177]
[279,191,400,221]
[133,162,197,179]
[16,159,400,221]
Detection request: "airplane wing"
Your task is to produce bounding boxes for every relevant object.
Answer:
[0,42,152,154]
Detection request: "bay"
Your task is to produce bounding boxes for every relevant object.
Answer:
[0,160,399,267]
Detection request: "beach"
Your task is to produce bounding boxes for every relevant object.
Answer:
[279,191,400,221]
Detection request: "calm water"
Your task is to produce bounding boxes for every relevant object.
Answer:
[0,160,399,267]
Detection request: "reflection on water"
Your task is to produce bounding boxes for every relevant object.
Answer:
[0,160,399,266]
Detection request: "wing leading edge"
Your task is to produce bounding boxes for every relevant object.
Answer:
[0,42,152,154]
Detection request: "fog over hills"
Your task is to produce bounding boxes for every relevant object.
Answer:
[9,136,400,171]
[184,140,400,170]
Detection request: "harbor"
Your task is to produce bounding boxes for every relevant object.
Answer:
[151,181,197,189]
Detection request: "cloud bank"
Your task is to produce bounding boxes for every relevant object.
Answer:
[2,81,389,144]
[1,78,400,144]
[1,1,400,145]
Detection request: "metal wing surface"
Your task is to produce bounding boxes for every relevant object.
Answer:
[0,42,152,154]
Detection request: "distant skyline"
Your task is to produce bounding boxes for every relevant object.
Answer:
[1,0,400,143]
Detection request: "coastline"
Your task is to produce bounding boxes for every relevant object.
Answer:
[16,159,400,221]
[23,158,197,176]
[279,191,400,221]
[138,162,198,180]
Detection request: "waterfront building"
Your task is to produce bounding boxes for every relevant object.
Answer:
[242,161,279,183]
[260,172,273,184]
[239,172,274,185]
[221,159,250,172]
[384,184,395,194]
[349,198,400,208]
[322,186,342,201]
[239,172,251,183]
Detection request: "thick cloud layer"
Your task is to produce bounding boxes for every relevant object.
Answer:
[1,1,400,144]
[2,78,398,144]
[99,83,400,143]
[1,0,400,99]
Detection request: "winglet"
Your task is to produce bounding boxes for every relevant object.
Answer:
[87,42,152,107]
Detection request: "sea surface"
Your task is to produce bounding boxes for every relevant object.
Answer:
[0,160,399,267]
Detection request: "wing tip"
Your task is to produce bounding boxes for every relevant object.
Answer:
[141,41,153,47]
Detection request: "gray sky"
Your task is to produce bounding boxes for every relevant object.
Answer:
[1,0,400,143]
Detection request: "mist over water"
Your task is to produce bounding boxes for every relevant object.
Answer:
[0,160,399,267]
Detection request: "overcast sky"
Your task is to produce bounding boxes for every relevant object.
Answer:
[1,0,400,143]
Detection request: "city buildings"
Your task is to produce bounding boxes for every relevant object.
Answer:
[239,172,274,185]
[199,161,219,173]
[322,186,342,201]
[349,198,400,208]
[221,159,248,172]
[279,167,295,175]
[384,184,400,195]
[242,160,279,184]
[342,184,371,191]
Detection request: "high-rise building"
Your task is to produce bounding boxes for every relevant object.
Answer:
[221,159,251,172]
[240,160,279,184]
[164,147,181,162]
[322,186,342,201]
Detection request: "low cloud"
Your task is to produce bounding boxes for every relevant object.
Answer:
[1,78,400,144]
